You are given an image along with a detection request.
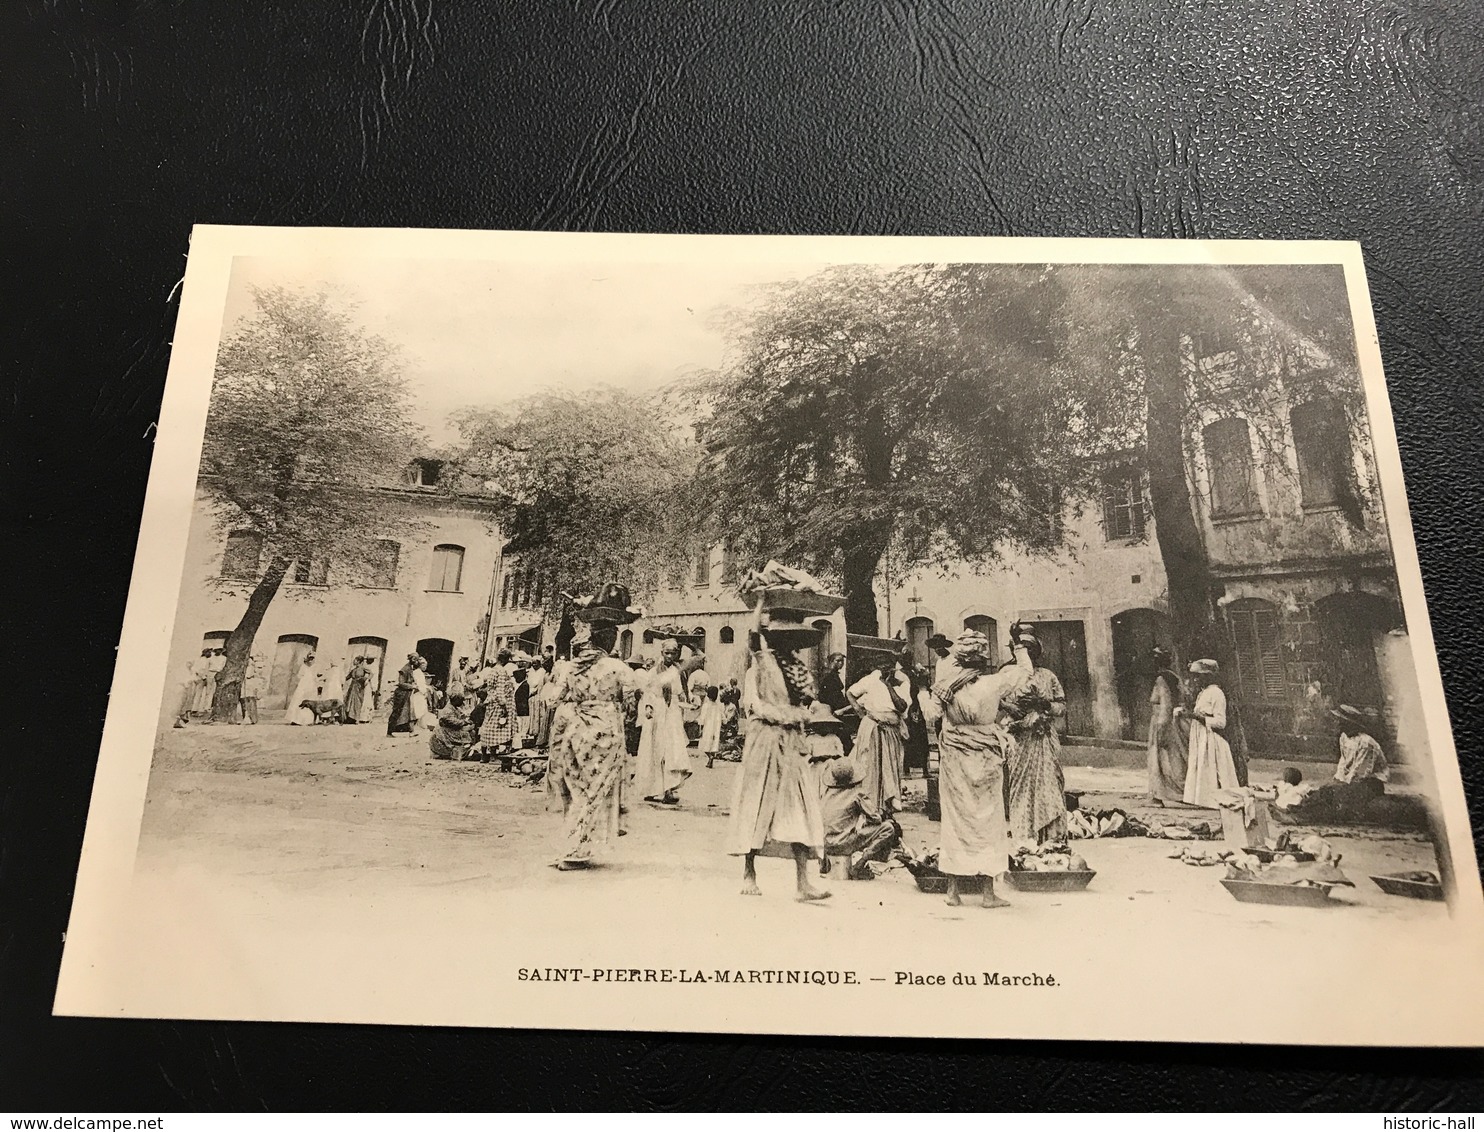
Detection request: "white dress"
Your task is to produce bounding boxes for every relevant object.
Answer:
[287,663,320,725]
[634,665,692,797]
[410,669,432,728]
[1182,684,1239,806]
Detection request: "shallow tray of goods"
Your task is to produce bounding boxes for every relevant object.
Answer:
[1005,869,1096,893]
[755,587,846,616]
[1370,873,1445,901]
[1219,878,1336,907]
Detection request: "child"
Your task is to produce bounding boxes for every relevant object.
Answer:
[805,698,845,790]
[820,762,901,880]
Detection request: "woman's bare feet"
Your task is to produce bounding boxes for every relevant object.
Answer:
[945,876,962,907]
[981,880,1010,909]
[741,855,761,895]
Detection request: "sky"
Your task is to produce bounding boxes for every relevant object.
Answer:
[221,256,820,444]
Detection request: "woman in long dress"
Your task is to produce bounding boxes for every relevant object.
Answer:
[1003,632,1068,844]
[844,656,910,816]
[477,662,518,754]
[342,656,370,723]
[546,619,637,869]
[726,622,829,901]
[1146,646,1188,805]
[287,654,320,726]
[933,630,1016,908]
[1181,659,1239,807]
[386,655,418,735]
[633,640,692,803]
[409,657,433,729]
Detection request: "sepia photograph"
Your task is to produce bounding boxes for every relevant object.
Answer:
[54,228,1484,1046]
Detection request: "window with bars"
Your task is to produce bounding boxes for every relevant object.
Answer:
[1100,470,1147,542]
[364,540,399,589]
[290,557,329,586]
[500,572,513,609]
[221,530,263,580]
[1228,599,1286,703]
[1024,481,1063,544]
[694,547,712,587]
[1291,400,1353,510]
[429,544,465,592]
[1203,418,1261,519]
[720,543,739,585]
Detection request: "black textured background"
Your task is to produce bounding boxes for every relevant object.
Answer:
[5,0,1484,1111]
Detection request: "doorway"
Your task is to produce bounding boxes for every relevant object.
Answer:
[268,633,318,711]
[1032,620,1094,738]
[963,615,1000,669]
[1313,592,1402,711]
[416,637,454,690]
[349,636,387,707]
[1110,608,1173,740]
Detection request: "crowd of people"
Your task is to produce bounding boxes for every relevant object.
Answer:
[172,575,1402,901]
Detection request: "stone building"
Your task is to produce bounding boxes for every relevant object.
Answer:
[879,330,1410,759]
[165,462,502,719]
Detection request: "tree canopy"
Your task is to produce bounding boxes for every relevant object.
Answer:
[198,284,427,717]
[203,284,427,562]
[450,387,700,607]
[692,263,1115,633]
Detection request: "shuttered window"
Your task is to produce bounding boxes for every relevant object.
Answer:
[1204,418,1260,519]
[1101,470,1147,541]
[1291,400,1352,510]
[429,544,465,592]
[291,557,329,585]
[221,530,263,580]
[1229,600,1286,703]
[363,540,399,589]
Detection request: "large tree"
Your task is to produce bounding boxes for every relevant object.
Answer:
[199,285,425,719]
[449,387,700,610]
[693,264,1112,634]
[1060,263,1366,665]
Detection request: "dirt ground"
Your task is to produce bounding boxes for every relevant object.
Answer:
[138,718,1442,913]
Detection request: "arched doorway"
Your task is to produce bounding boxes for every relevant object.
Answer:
[1110,608,1173,740]
[348,636,387,708]
[1313,592,1403,712]
[904,616,934,672]
[416,637,454,689]
[268,633,318,710]
[963,615,1000,669]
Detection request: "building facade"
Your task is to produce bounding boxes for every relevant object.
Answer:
[878,332,1410,759]
[165,479,502,720]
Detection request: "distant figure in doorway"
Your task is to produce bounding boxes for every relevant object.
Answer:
[287,653,320,726]
[1180,659,1239,808]
[239,653,265,725]
[343,656,373,723]
[430,693,477,760]
[513,665,531,741]
[1002,628,1069,845]
[409,656,433,728]
[189,648,215,716]
[1146,647,1188,805]
[386,654,419,735]
[449,657,470,702]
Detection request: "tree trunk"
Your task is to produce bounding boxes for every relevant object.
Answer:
[210,556,289,721]
[1141,315,1221,669]
[840,527,894,636]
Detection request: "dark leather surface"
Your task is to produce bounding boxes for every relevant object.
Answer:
[5,0,1484,1111]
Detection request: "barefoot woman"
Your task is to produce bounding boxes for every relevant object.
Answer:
[932,631,1015,909]
[545,583,641,871]
[726,603,832,902]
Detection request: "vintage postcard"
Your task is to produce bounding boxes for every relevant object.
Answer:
[55,227,1483,1045]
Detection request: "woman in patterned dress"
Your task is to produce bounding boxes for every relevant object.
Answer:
[545,583,641,870]
[477,661,519,756]
[1003,630,1069,845]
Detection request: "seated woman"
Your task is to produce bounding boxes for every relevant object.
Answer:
[430,693,477,761]
[819,761,901,879]
[1276,706,1421,827]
